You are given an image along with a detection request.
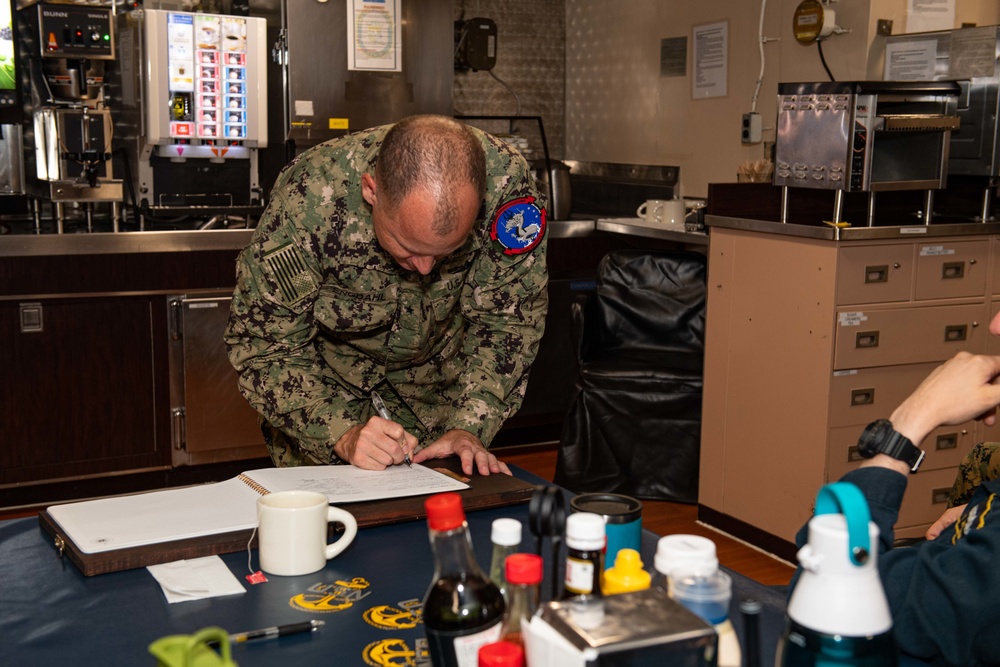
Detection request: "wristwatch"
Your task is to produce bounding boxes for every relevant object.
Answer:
[857,419,925,473]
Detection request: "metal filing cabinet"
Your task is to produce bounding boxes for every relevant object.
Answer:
[700,224,998,545]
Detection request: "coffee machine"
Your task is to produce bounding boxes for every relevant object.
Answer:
[18,1,122,232]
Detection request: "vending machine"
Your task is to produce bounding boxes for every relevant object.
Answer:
[110,7,267,224]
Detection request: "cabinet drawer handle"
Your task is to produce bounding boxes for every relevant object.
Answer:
[942,261,965,280]
[19,302,44,333]
[944,324,968,342]
[932,488,951,505]
[864,264,889,284]
[848,445,864,463]
[856,331,880,348]
[936,433,958,450]
[850,388,875,406]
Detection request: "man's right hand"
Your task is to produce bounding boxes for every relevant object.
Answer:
[889,351,1000,448]
[333,417,418,470]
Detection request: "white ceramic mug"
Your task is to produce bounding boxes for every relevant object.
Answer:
[661,199,687,226]
[636,199,668,223]
[257,490,358,576]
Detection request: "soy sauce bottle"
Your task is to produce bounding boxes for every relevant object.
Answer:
[423,493,506,667]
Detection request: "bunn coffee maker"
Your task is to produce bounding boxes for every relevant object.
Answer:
[19,1,123,232]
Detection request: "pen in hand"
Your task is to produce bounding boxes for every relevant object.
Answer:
[229,619,325,644]
[371,390,412,467]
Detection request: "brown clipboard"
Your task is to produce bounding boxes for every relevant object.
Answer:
[38,462,538,576]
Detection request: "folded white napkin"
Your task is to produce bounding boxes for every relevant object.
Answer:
[147,556,247,604]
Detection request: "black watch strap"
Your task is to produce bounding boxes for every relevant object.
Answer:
[859,419,925,473]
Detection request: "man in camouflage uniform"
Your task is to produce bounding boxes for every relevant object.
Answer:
[225,115,548,475]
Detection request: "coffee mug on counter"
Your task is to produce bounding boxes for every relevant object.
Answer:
[637,199,686,226]
[257,490,358,576]
[636,199,668,223]
[661,199,687,226]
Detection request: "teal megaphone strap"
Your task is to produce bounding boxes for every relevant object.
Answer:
[814,482,872,566]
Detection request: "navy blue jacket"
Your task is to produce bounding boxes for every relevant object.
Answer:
[796,468,1000,666]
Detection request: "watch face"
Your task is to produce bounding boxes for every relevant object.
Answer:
[858,419,891,459]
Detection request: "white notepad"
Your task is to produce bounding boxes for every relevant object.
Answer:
[47,464,468,554]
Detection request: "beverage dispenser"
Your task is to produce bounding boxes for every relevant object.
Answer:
[109,6,267,227]
[19,2,123,232]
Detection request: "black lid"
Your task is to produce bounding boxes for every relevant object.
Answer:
[569,493,642,523]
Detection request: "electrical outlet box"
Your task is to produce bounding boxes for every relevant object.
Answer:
[742,112,762,144]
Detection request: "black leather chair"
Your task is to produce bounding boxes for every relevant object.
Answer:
[554,249,707,503]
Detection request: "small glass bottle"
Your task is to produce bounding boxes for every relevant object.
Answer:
[560,512,605,601]
[499,553,543,649]
[423,493,506,667]
[489,518,522,602]
[478,640,525,667]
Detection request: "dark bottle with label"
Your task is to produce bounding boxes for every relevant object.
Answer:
[560,512,606,600]
[423,493,506,667]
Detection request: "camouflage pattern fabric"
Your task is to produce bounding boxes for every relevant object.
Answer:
[948,441,1000,507]
[225,123,548,466]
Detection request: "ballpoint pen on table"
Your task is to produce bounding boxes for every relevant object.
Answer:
[229,619,325,643]
[371,390,412,467]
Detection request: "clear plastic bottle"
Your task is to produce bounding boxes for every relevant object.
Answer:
[488,518,522,602]
[499,553,542,650]
[560,512,605,601]
[423,493,506,667]
[672,566,741,667]
[652,534,718,596]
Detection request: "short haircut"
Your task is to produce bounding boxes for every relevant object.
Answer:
[374,115,486,236]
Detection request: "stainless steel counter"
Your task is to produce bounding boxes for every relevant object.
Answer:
[707,214,1000,241]
[0,214,706,259]
[0,229,255,257]
[595,217,709,245]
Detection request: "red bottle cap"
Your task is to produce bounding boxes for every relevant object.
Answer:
[505,553,543,585]
[425,492,466,531]
[478,640,525,667]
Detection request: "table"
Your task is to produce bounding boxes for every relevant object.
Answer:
[1,468,787,666]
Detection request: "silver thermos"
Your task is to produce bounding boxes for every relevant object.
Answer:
[531,159,572,220]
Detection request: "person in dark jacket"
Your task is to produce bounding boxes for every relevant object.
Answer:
[795,309,1000,666]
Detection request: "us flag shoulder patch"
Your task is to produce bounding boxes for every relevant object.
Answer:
[263,242,317,304]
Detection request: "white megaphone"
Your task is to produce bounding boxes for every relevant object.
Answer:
[776,482,898,666]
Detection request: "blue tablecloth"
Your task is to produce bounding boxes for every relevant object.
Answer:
[0,468,792,666]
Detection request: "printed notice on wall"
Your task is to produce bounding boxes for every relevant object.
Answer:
[906,0,954,34]
[692,21,727,99]
[347,0,401,72]
[950,26,998,80]
[660,36,687,78]
[884,38,937,81]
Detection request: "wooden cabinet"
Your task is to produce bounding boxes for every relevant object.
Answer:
[0,231,263,497]
[0,296,168,484]
[700,225,998,549]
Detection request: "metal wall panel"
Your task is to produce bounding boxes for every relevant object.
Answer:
[281,0,453,152]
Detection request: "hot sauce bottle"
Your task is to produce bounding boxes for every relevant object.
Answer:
[423,493,506,667]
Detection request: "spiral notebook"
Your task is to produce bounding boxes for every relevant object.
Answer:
[46,464,468,555]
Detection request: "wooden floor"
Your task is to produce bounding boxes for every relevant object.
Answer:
[497,444,795,586]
